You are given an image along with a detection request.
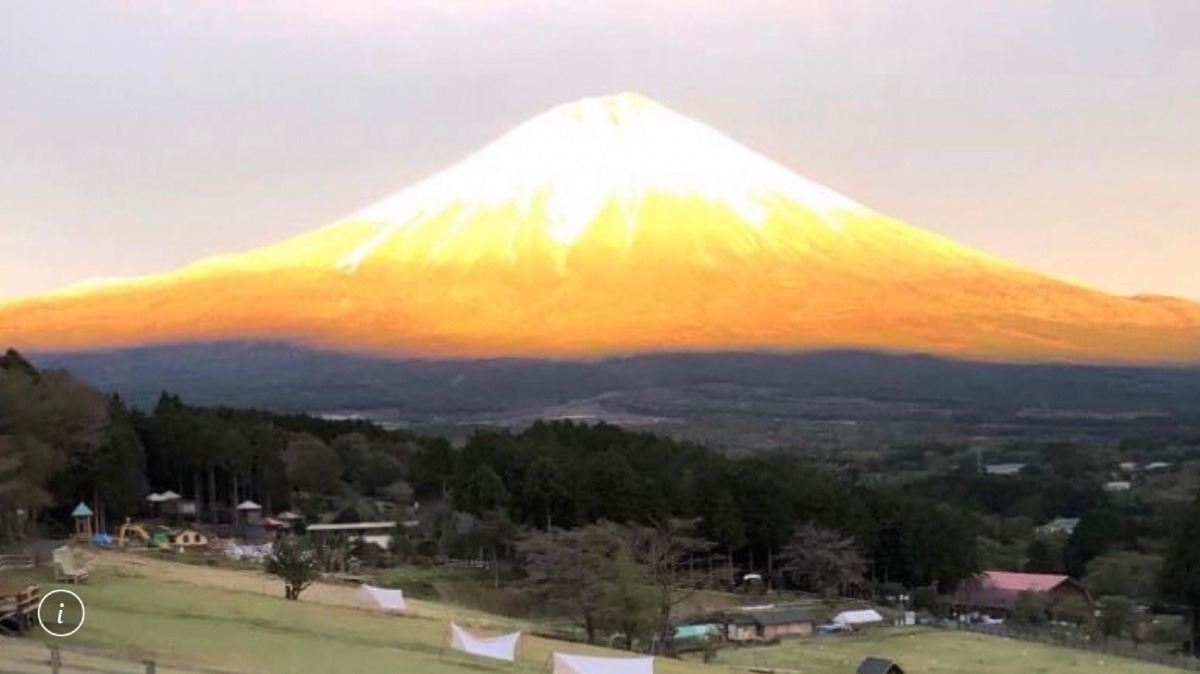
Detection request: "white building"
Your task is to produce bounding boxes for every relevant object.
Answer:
[984,463,1027,477]
[1036,517,1080,536]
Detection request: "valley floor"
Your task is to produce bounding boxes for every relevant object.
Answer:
[0,551,1185,674]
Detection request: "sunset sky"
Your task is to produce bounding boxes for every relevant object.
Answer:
[2,0,1197,301]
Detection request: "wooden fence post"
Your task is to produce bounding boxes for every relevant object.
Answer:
[48,645,61,674]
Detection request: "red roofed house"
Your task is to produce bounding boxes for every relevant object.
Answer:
[953,571,1093,618]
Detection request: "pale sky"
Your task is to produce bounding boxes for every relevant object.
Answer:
[1,0,1197,300]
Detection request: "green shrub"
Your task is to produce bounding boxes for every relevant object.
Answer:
[373,565,473,599]
[911,587,953,618]
[265,535,321,600]
[1011,591,1050,626]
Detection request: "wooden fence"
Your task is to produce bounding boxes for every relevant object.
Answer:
[439,558,489,570]
[953,621,1200,671]
[0,557,34,573]
[0,640,253,674]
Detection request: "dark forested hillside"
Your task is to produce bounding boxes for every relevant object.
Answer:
[3,348,980,591]
[5,348,1199,633]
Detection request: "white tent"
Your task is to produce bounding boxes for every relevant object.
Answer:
[448,622,520,662]
[832,609,884,626]
[361,585,407,613]
[552,654,654,674]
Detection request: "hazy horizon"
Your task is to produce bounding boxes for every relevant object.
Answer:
[2,1,1198,301]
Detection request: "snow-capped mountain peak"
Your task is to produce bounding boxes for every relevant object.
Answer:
[333,92,867,272]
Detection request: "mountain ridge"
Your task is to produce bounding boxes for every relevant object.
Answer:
[27,343,1200,426]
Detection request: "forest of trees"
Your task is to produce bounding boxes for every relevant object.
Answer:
[2,348,977,589]
[5,347,1200,650]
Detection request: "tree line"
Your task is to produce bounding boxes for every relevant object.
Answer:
[1,348,976,590]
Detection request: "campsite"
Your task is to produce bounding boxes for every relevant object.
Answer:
[0,550,1187,674]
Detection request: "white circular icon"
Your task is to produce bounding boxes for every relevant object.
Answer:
[37,589,85,637]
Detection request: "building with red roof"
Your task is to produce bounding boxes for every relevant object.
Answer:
[953,571,1093,617]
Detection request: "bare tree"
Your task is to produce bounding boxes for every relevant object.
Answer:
[517,521,660,647]
[778,522,867,598]
[518,524,617,643]
[630,518,715,654]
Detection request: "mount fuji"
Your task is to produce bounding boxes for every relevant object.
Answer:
[4,92,1200,367]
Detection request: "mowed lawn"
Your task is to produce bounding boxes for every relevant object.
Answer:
[1,552,1185,674]
[715,627,1183,674]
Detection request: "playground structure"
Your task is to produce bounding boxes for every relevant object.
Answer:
[71,502,94,543]
[117,519,171,549]
[66,489,302,561]
[169,527,211,548]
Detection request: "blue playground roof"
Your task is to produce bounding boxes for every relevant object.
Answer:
[71,502,94,517]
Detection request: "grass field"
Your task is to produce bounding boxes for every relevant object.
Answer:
[2,551,698,674]
[0,551,1189,674]
[715,627,1184,674]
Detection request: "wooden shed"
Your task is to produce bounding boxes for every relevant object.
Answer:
[719,607,824,642]
[751,607,821,640]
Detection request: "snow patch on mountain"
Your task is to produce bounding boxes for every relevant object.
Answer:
[333,92,867,272]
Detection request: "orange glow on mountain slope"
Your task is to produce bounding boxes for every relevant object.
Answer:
[2,94,1199,364]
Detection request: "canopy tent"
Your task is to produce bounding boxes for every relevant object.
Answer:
[448,622,520,662]
[673,624,717,640]
[552,654,654,674]
[833,609,884,626]
[361,585,407,613]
